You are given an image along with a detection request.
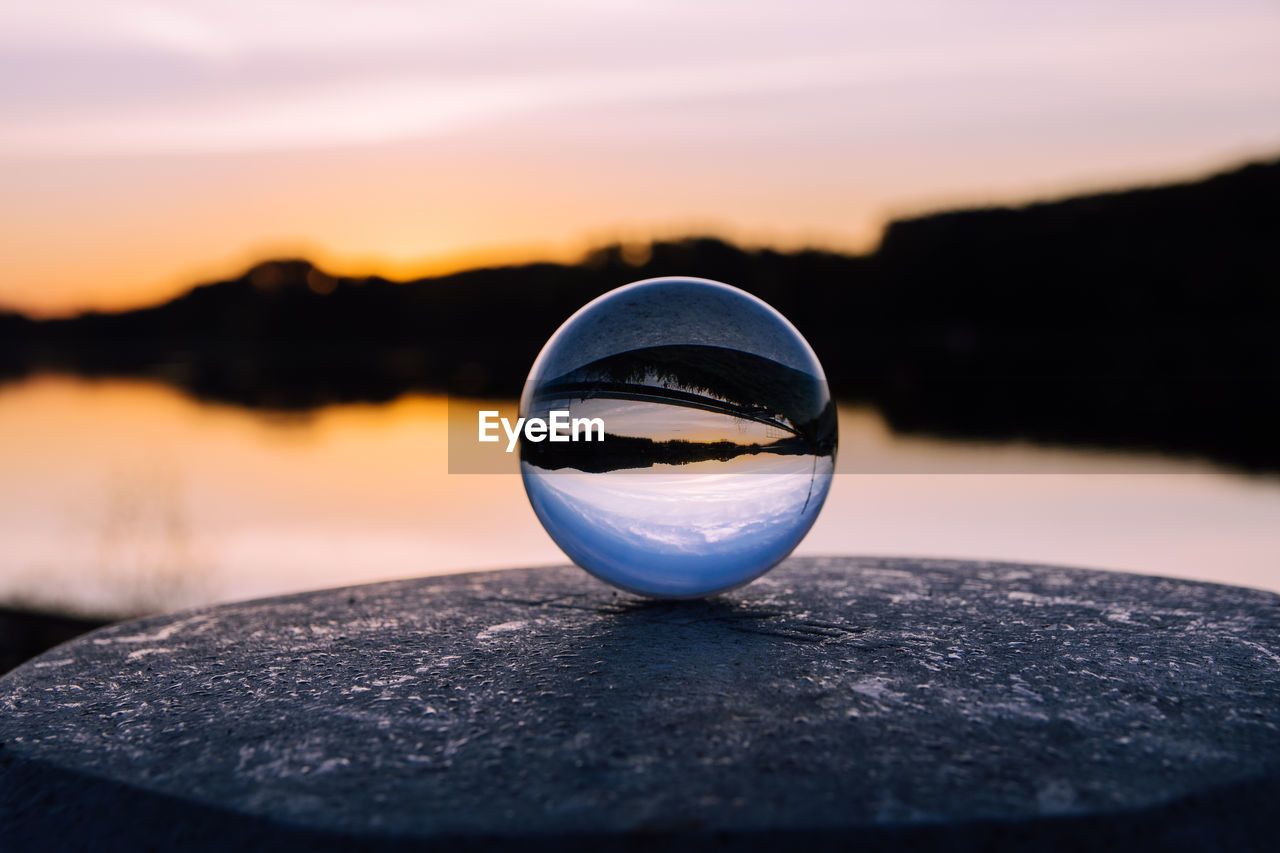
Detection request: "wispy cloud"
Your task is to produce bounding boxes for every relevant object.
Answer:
[3,1,1278,157]
[2,0,1279,314]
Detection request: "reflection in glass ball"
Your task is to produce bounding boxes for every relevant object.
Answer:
[520,277,837,597]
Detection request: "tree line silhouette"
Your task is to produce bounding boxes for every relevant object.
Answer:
[1,157,1276,469]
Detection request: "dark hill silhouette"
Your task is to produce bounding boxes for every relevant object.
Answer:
[2,157,1277,469]
[523,432,818,474]
[532,345,836,449]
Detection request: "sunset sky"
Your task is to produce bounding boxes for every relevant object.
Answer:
[2,1,1278,317]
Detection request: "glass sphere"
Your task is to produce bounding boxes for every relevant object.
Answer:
[520,277,837,597]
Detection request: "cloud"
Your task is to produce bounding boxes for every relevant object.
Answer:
[3,1,1278,158]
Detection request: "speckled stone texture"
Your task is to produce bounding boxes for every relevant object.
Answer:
[2,557,1279,852]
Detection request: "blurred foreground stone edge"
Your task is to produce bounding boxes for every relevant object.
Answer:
[1,557,1278,852]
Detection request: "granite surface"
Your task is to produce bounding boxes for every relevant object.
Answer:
[2,556,1279,851]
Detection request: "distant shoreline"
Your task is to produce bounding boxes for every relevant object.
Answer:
[0,607,112,676]
[2,156,1277,471]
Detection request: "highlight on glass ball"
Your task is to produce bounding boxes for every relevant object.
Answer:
[519,277,837,597]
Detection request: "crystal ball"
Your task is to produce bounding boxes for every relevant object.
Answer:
[519,277,837,597]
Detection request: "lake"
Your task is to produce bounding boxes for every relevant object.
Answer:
[2,374,1277,618]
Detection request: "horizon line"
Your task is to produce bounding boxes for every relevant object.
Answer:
[5,149,1274,323]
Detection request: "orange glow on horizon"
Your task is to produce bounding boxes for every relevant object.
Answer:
[3,1,1279,319]
[6,146,1270,321]
[1,210,884,320]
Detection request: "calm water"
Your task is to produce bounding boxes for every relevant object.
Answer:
[2,374,1278,617]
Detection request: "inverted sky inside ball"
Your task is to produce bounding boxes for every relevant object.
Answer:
[520,277,837,597]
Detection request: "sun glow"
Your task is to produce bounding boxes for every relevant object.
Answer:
[2,0,1279,316]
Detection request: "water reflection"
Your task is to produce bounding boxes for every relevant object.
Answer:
[2,374,1279,617]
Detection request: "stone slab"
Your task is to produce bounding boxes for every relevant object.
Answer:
[2,556,1280,851]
